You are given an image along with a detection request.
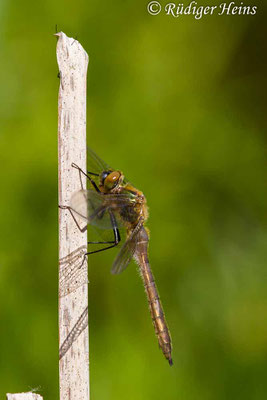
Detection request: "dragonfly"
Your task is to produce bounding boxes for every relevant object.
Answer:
[60,148,173,366]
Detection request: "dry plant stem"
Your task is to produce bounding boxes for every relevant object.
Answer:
[6,394,43,400]
[56,32,89,400]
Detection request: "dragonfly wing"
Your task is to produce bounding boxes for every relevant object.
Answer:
[87,148,132,187]
[70,189,105,225]
[111,228,139,274]
[87,147,113,175]
[70,189,133,230]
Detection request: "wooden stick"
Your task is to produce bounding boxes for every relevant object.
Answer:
[56,32,89,400]
[6,393,43,400]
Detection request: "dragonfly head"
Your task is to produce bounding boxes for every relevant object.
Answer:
[100,170,123,191]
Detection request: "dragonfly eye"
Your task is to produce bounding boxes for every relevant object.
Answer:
[101,171,110,182]
[100,170,113,186]
[104,171,121,190]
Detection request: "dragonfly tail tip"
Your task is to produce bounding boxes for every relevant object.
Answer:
[168,357,173,366]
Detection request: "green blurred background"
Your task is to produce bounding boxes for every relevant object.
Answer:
[0,0,266,399]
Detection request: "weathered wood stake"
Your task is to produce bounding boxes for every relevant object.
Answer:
[56,32,89,400]
[6,393,43,400]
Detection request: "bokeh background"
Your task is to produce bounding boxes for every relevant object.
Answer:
[0,0,266,399]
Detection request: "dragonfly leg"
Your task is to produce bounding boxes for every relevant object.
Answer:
[59,205,87,233]
[59,162,101,228]
[87,171,99,177]
[86,210,121,255]
[71,163,100,192]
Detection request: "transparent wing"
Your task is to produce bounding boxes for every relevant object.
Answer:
[87,147,113,175]
[70,189,134,230]
[87,147,132,187]
[111,228,139,274]
[59,246,88,297]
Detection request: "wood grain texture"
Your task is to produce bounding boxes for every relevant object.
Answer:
[56,31,89,400]
[6,393,43,400]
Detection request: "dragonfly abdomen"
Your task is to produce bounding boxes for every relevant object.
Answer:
[147,282,172,365]
[135,227,173,365]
